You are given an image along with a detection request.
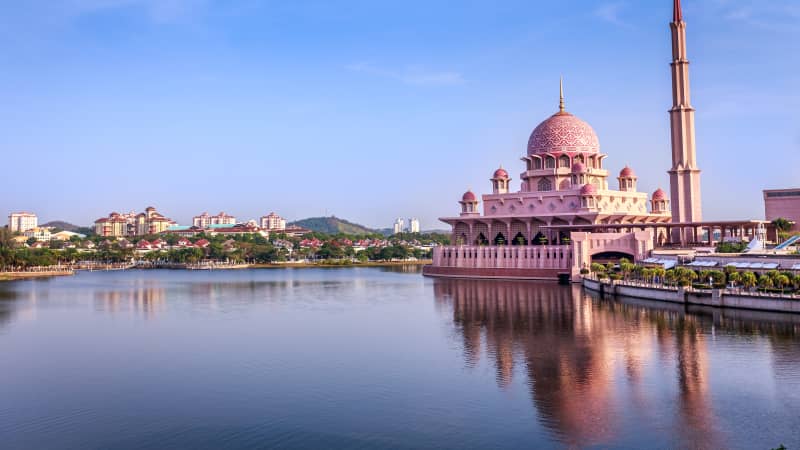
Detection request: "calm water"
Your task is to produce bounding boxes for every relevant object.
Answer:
[1,268,799,449]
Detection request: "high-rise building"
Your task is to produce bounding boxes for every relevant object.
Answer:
[260,212,287,231]
[408,218,420,233]
[193,212,237,228]
[8,212,38,233]
[393,218,405,234]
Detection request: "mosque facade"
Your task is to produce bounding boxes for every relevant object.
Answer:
[424,0,706,281]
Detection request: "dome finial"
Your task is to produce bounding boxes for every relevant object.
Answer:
[559,76,565,113]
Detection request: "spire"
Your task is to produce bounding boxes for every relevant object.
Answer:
[673,0,683,22]
[559,76,565,113]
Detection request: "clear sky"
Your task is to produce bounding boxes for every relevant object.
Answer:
[2,0,798,230]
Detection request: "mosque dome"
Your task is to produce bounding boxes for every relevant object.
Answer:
[580,184,598,196]
[462,190,477,202]
[652,188,667,200]
[493,167,509,179]
[619,166,636,177]
[528,111,600,155]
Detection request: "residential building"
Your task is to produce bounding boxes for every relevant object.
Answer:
[393,218,405,234]
[764,189,800,231]
[23,227,52,242]
[408,218,420,233]
[260,212,287,231]
[193,211,237,228]
[94,207,176,237]
[8,212,38,233]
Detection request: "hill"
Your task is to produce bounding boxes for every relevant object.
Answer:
[41,221,81,232]
[289,216,377,235]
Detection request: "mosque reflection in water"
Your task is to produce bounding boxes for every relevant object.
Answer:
[432,279,800,448]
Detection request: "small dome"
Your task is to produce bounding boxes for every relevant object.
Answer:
[493,167,509,179]
[462,190,477,202]
[580,184,597,196]
[652,188,667,200]
[571,162,587,174]
[619,166,636,177]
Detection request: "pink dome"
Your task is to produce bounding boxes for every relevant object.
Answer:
[571,162,587,174]
[493,167,509,179]
[619,166,636,177]
[462,190,477,202]
[580,184,597,196]
[652,188,667,200]
[528,112,600,155]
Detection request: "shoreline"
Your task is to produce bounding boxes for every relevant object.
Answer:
[0,261,430,281]
[0,270,75,282]
[247,260,431,269]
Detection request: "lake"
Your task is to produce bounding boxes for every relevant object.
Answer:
[1,267,799,449]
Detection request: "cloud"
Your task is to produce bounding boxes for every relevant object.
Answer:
[712,0,800,33]
[63,0,210,24]
[594,2,632,28]
[346,63,465,86]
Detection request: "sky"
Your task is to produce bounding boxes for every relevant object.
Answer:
[1,0,799,230]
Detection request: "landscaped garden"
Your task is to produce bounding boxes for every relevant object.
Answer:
[583,259,800,295]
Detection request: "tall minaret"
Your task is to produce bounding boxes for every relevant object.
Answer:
[668,0,702,224]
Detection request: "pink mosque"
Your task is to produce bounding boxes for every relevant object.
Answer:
[424,0,771,282]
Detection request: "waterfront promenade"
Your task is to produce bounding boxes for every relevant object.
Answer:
[584,277,800,314]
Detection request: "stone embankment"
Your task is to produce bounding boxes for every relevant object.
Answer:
[0,269,74,281]
[583,278,800,314]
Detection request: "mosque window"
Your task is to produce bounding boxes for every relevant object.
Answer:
[538,178,553,192]
[545,157,555,169]
[559,155,570,168]
[533,159,542,170]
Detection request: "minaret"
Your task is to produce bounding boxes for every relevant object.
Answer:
[668,0,702,224]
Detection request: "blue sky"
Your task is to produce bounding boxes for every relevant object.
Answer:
[2,0,799,229]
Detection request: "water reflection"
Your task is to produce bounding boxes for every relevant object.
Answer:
[433,279,800,448]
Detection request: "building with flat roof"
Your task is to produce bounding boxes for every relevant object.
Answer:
[193,212,236,228]
[260,212,286,231]
[8,212,38,233]
[764,188,800,231]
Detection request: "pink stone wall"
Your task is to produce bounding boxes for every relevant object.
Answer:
[432,245,573,272]
[765,190,800,231]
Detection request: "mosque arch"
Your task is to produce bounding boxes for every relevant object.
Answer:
[559,179,571,190]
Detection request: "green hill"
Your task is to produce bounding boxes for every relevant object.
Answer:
[289,216,377,235]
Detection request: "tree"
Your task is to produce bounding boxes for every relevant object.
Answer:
[772,217,793,242]
[758,274,774,290]
[741,272,757,290]
[775,274,790,293]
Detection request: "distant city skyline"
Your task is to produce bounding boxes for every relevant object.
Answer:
[2,0,798,228]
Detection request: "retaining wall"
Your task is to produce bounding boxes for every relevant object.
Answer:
[583,279,800,314]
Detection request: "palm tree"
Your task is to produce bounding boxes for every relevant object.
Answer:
[772,217,794,242]
[741,272,757,290]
